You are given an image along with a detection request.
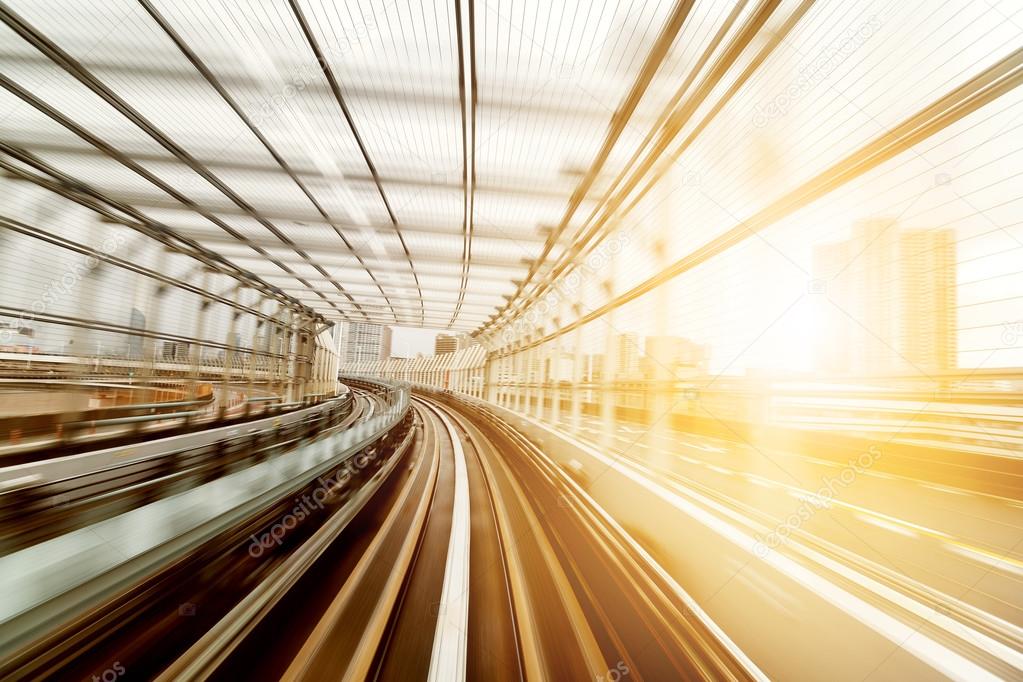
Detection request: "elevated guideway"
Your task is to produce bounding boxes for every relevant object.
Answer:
[2,0,1022,679]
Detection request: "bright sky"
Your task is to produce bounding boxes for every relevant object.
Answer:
[389,326,447,358]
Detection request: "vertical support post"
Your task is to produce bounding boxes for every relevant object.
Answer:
[249,298,268,406]
[141,247,169,395]
[220,285,242,419]
[522,342,533,414]
[492,353,500,406]
[504,350,513,408]
[534,332,547,420]
[269,305,284,397]
[316,345,324,397]
[600,256,619,454]
[570,299,584,435]
[648,167,679,466]
[499,351,506,408]
[513,346,523,413]
[189,268,211,399]
[277,312,286,400]
[70,217,103,372]
[287,311,299,402]
[289,314,315,404]
[550,314,562,426]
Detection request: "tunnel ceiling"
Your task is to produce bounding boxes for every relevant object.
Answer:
[0,0,696,332]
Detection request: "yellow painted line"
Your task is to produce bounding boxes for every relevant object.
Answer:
[945,541,1023,577]
[487,430,608,677]
[282,409,439,682]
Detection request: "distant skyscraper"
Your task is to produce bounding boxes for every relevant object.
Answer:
[340,322,391,363]
[900,229,957,371]
[616,333,641,379]
[380,326,392,361]
[813,220,957,374]
[642,336,708,379]
[434,334,458,355]
[544,350,575,382]
[582,353,604,382]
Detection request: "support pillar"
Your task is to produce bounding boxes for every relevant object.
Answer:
[549,315,562,426]
[188,269,211,399]
[220,285,242,419]
[534,333,547,420]
[600,266,619,455]
[570,301,584,435]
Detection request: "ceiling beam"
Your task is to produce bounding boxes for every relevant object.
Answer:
[285,289,501,307]
[139,0,399,321]
[258,266,517,285]
[191,234,546,270]
[306,308,480,328]
[0,12,361,322]
[76,193,549,245]
[287,0,424,326]
[0,50,644,125]
[311,307,493,322]
[179,228,544,254]
[2,136,581,200]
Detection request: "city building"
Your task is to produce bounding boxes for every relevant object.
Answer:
[641,336,708,379]
[544,351,575,382]
[616,333,642,379]
[434,334,459,355]
[434,333,476,355]
[813,220,957,374]
[581,353,604,382]
[340,322,391,363]
[900,229,958,371]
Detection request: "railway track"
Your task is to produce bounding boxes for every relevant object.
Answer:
[0,381,412,680]
[0,385,761,680]
[156,393,759,681]
[0,389,363,554]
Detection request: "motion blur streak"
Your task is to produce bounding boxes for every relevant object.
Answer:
[1,0,1021,680]
[577,432,1013,680]
[427,407,471,682]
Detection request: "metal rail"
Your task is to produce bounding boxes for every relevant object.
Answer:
[0,380,412,678]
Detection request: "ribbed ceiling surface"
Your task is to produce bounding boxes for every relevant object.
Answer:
[0,0,689,331]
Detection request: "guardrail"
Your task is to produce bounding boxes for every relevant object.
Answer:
[0,391,356,553]
[0,380,412,674]
[1,388,211,442]
[427,381,1023,498]
[0,384,350,463]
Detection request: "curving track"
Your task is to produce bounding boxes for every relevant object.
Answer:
[155,392,761,681]
[0,385,762,680]
[0,388,362,553]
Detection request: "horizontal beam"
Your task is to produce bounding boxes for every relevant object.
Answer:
[1,136,583,203]
[315,309,493,322]
[320,309,491,323]
[88,195,548,245]
[0,51,639,126]
[195,238,543,271]
[284,287,505,304]
[306,308,480,329]
[288,292,500,310]
[295,300,499,314]
[259,268,514,284]
[180,227,543,256]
